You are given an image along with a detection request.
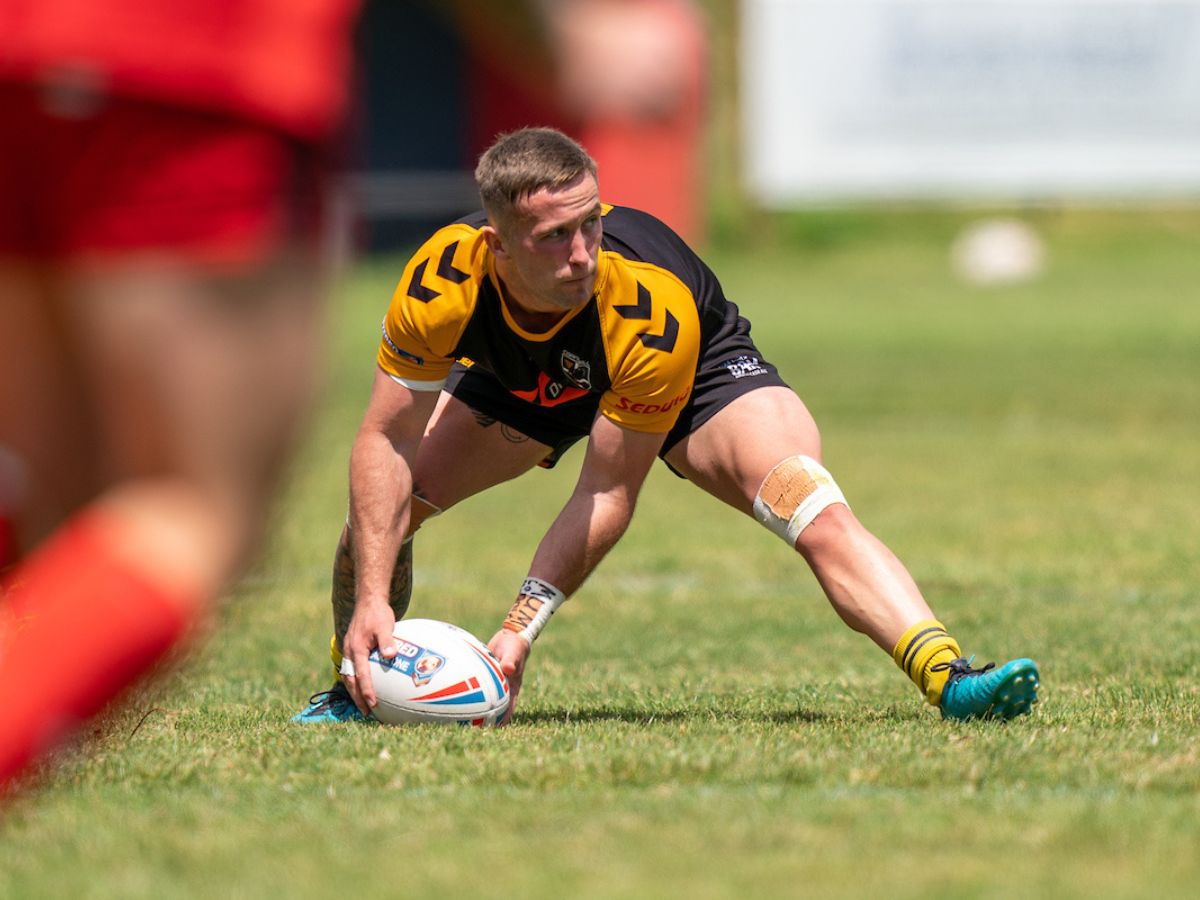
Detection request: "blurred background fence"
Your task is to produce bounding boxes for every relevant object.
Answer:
[345,0,1200,256]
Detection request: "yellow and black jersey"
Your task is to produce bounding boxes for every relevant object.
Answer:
[377,204,732,434]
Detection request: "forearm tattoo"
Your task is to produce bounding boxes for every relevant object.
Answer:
[330,529,414,646]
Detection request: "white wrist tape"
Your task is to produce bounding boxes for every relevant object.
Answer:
[752,454,849,546]
[502,577,567,644]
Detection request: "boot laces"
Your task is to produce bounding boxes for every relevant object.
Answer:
[930,655,996,683]
[306,684,352,711]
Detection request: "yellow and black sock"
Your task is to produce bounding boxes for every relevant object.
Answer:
[329,634,343,684]
[892,619,963,706]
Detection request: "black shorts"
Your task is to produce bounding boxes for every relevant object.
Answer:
[445,300,790,469]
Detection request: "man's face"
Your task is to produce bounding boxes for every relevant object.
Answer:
[488,172,602,315]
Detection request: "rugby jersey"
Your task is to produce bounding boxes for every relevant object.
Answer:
[377,204,732,434]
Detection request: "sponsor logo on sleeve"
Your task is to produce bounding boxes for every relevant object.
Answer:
[381,319,425,366]
[615,388,690,416]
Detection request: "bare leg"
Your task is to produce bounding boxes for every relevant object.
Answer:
[2,250,326,602]
[0,262,99,551]
[663,386,933,651]
[62,253,325,597]
[0,247,329,785]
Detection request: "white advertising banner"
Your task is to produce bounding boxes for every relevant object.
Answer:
[741,0,1200,203]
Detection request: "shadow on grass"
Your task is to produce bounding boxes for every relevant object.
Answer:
[517,704,835,725]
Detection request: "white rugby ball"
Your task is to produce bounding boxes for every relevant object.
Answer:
[950,218,1046,286]
[366,618,510,727]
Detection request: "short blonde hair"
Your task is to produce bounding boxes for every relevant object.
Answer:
[475,127,598,229]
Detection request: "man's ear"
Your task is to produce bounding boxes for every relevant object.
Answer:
[482,224,507,260]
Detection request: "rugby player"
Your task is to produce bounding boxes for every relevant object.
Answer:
[295,127,1040,725]
[0,0,359,791]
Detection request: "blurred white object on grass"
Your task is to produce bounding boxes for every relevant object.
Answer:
[951,218,1047,286]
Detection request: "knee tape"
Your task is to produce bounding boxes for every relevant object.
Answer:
[752,455,848,546]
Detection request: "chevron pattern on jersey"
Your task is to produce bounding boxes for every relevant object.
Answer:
[613,282,653,320]
[639,310,679,352]
[407,241,470,303]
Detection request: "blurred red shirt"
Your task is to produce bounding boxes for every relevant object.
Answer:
[0,0,359,138]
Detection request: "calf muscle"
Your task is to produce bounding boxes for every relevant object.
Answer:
[330,527,413,649]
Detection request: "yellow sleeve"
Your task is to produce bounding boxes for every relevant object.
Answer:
[376,223,487,385]
[596,259,701,433]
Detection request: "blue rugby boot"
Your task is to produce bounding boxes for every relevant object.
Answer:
[292,682,368,724]
[935,656,1040,721]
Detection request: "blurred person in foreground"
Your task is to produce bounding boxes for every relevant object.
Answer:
[295,127,1042,726]
[0,0,360,792]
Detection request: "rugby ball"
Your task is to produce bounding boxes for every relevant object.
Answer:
[366,618,510,727]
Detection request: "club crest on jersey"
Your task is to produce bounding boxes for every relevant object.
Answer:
[560,351,592,390]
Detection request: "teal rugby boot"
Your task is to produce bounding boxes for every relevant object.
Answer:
[292,682,368,724]
[935,656,1040,721]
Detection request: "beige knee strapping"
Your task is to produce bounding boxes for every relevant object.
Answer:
[752,455,848,546]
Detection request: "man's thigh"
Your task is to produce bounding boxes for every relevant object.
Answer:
[409,391,558,513]
[67,253,325,506]
[0,263,100,543]
[663,385,823,516]
[0,250,325,567]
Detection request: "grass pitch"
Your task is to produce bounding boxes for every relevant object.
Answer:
[2,210,1198,899]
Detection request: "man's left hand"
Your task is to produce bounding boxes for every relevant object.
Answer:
[487,629,531,724]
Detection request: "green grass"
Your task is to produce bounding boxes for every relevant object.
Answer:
[3,210,1199,898]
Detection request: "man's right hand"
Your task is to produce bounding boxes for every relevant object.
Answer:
[341,599,398,715]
